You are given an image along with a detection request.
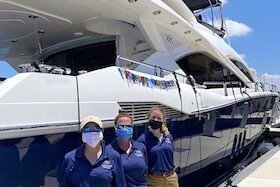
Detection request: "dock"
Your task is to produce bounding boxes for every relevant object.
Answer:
[218,145,280,187]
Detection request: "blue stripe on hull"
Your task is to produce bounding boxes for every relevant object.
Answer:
[0,96,276,186]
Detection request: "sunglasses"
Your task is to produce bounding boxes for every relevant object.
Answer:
[82,126,101,133]
[116,124,133,129]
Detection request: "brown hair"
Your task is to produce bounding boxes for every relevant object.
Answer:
[148,106,169,135]
[114,108,133,125]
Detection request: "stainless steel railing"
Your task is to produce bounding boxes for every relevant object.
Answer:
[115,55,187,78]
[115,55,279,95]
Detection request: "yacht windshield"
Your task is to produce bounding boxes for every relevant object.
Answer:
[176,53,241,85]
[231,60,254,82]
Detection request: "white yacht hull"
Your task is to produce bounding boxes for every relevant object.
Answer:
[0,66,278,186]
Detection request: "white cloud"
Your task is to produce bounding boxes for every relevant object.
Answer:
[256,73,280,89]
[200,0,252,38]
[224,19,253,37]
[206,18,252,38]
[218,1,252,37]
[248,68,280,90]
[220,0,228,5]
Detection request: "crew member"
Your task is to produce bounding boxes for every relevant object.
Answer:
[137,106,178,187]
[58,115,126,187]
[107,110,147,187]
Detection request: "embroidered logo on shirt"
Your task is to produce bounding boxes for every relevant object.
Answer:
[134,150,143,157]
[101,160,113,169]
[165,138,172,144]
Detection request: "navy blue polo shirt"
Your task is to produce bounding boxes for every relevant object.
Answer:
[107,139,147,187]
[137,131,174,173]
[57,144,126,187]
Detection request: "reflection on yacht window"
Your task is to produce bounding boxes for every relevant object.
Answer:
[176,53,240,85]
[44,41,116,75]
[231,59,254,82]
[45,52,69,69]
[0,127,120,187]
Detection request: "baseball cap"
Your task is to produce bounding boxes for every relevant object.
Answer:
[80,116,103,131]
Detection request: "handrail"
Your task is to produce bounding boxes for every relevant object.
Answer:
[203,81,242,96]
[115,55,187,78]
[115,56,279,94]
[270,84,278,92]
[203,81,241,86]
[245,81,279,93]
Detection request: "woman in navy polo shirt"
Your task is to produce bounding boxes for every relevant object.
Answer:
[137,107,178,187]
[57,115,126,187]
[107,110,147,187]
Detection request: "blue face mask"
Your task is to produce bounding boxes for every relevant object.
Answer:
[115,124,133,140]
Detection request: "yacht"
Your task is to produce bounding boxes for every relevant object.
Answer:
[0,0,279,186]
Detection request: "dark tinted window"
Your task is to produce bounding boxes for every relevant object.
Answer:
[231,60,254,82]
[177,53,241,85]
[0,133,80,187]
[44,41,116,75]
[0,125,147,187]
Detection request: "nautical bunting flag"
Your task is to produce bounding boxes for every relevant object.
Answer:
[119,69,175,89]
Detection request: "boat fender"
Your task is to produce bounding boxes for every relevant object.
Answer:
[225,179,238,187]
[272,137,280,146]
[216,158,233,170]
[257,146,269,158]
[233,163,245,172]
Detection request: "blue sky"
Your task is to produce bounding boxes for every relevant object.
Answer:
[222,0,280,75]
[220,0,280,86]
[1,0,279,84]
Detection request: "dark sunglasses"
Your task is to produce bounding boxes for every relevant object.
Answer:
[82,126,101,133]
[116,124,133,129]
